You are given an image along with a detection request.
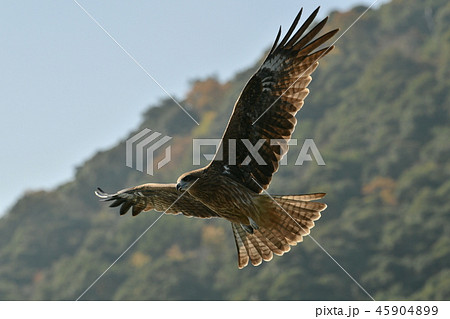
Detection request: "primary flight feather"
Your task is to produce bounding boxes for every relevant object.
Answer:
[96,7,338,269]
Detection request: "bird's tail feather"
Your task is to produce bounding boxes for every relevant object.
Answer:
[231,193,327,269]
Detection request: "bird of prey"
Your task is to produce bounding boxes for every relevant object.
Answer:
[96,7,338,269]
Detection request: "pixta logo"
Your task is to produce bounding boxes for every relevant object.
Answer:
[192,138,325,166]
[126,129,172,175]
[126,129,325,175]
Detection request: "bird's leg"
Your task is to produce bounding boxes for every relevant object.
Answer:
[248,217,259,230]
[240,223,254,234]
[240,217,259,234]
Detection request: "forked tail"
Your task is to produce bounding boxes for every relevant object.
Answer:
[231,193,327,269]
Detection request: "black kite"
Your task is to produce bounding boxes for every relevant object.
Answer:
[96,7,338,268]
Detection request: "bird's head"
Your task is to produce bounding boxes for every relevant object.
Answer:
[176,169,203,192]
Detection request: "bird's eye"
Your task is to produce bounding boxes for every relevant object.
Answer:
[183,175,193,182]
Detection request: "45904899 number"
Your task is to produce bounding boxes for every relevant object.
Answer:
[376,305,438,316]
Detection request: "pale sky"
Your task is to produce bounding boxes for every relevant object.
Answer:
[0,0,389,216]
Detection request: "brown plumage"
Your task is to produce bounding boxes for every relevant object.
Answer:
[96,7,338,269]
[95,184,219,218]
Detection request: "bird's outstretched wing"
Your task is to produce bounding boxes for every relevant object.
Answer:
[208,7,338,193]
[95,184,219,218]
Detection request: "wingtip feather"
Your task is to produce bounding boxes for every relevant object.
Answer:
[95,187,110,200]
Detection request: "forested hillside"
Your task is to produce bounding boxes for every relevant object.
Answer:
[1,0,449,300]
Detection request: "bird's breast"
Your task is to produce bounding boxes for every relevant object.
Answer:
[188,175,259,224]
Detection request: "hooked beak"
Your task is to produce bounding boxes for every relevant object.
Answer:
[176,182,184,192]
